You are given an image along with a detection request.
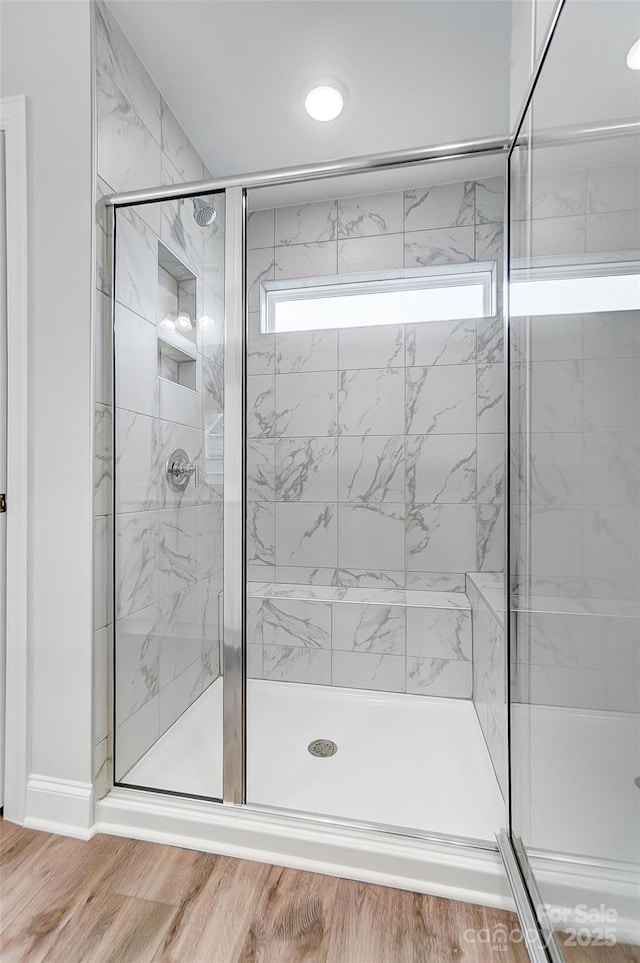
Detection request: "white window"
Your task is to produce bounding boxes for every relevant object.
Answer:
[261,264,495,334]
[511,259,640,316]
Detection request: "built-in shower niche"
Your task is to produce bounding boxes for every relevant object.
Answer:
[157,241,197,390]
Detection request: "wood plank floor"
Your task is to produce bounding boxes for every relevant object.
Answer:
[0,819,636,962]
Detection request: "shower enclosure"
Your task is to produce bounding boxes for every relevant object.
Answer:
[103,1,639,957]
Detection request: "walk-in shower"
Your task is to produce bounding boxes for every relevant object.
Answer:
[100,0,639,956]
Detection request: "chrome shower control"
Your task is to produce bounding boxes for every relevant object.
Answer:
[166,448,198,492]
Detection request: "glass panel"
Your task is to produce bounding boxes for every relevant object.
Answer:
[244,157,508,843]
[508,0,640,955]
[113,191,226,799]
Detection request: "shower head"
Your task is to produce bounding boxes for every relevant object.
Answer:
[192,197,217,227]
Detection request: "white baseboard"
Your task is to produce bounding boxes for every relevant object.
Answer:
[529,852,640,946]
[24,775,96,839]
[96,788,513,910]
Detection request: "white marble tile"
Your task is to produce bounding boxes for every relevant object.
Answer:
[116,410,163,513]
[605,617,639,673]
[338,324,404,370]
[247,439,275,501]
[476,316,503,366]
[586,164,640,215]
[584,359,640,431]
[159,421,203,510]
[337,192,403,238]
[201,285,225,366]
[338,367,404,436]
[475,177,504,224]
[583,506,639,582]
[337,569,405,589]
[275,372,338,436]
[263,598,331,648]
[406,607,471,660]
[405,572,467,592]
[583,311,640,360]
[406,365,476,434]
[404,227,474,266]
[406,504,477,573]
[157,508,200,599]
[404,182,474,232]
[338,503,405,572]
[477,434,504,505]
[116,510,159,618]
[275,241,337,279]
[517,505,583,578]
[276,201,337,245]
[332,652,405,692]
[247,375,275,438]
[97,66,161,224]
[115,304,158,418]
[115,694,159,779]
[406,318,476,367]
[93,624,113,746]
[263,645,331,684]
[247,502,275,567]
[583,432,640,507]
[94,288,113,407]
[247,208,275,249]
[406,434,476,505]
[275,437,338,501]
[275,567,338,586]
[477,504,504,571]
[605,668,640,713]
[338,234,404,274]
[159,159,203,275]
[406,657,472,697]
[512,216,586,258]
[94,404,113,517]
[248,312,275,375]
[517,611,605,669]
[332,602,405,656]
[276,329,338,373]
[515,360,582,434]
[476,364,505,434]
[514,314,583,363]
[247,248,275,312]
[338,436,404,503]
[475,223,503,262]
[94,515,113,631]
[275,503,337,568]
[586,211,640,254]
[517,432,582,505]
[516,169,586,220]
[247,643,263,679]
[160,99,203,183]
[115,207,157,321]
[95,1,162,143]
[516,664,604,710]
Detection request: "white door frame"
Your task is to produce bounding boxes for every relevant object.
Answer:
[0,95,29,823]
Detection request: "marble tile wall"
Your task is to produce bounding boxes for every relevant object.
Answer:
[510,160,640,714]
[94,1,224,785]
[247,585,473,698]
[246,179,506,602]
[466,573,507,799]
[246,178,505,693]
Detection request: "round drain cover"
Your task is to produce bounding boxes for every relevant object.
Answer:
[308,739,338,758]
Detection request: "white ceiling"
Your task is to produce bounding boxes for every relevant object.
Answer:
[106,0,512,182]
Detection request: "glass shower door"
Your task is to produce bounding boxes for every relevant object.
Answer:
[507,0,640,956]
[112,189,226,799]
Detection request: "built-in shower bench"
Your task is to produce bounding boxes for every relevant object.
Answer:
[246,582,473,697]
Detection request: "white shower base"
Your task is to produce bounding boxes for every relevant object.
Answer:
[125,678,504,842]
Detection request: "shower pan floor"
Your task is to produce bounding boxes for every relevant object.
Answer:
[125,678,504,842]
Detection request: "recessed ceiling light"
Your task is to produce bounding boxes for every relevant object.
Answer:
[627,37,640,69]
[304,84,345,122]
